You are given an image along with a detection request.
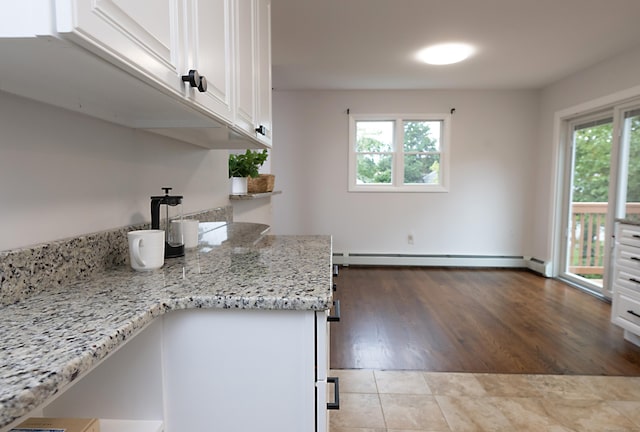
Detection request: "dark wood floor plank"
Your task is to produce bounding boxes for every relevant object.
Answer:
[330,267,640,375]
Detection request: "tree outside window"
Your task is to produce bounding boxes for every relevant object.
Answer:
[349,114,449,192]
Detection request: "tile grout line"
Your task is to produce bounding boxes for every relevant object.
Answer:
[372,371,389,431]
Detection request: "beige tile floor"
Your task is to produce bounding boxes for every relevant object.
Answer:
[329,369,640,432]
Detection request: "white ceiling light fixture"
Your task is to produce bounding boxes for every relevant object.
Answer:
[416,43,475,65]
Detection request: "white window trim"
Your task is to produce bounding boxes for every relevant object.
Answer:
[348,113,451,192]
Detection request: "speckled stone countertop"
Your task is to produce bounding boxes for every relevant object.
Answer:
[0,222,333,430]
[617,218,640,226]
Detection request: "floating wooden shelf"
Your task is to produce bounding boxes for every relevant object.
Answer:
[229,190,282,200]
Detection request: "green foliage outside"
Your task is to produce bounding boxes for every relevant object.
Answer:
[356,120,440,184]
[571,116,640,278]
[573,117,640,202]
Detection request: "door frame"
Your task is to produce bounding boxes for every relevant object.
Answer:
[550,85,640,298]
[557,111,614,297]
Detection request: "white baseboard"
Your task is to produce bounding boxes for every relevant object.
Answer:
[333,253,526,269]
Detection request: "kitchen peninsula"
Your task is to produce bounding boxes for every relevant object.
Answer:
[0,222,333,432]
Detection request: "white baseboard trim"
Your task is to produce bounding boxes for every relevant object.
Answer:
[332,253,526,269]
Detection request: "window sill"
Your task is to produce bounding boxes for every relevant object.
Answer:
[348,185,448,193]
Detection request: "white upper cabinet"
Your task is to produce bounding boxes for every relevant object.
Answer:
[234,0,272,147]
[256,0,273,146]
[0,0,272,149]
[234,0,258,138]
[182,0,234,123]
[55,0,184,95]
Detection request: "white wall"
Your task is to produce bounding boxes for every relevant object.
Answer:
[0,91,231,251]
[271,90,539,257]
[530,45,640,264]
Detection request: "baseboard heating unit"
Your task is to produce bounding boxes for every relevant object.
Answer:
[332,253,552,277]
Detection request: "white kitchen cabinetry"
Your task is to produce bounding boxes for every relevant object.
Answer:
[163,308,329,432]
[58,0,234,123]
[234,0,273,146]
[0,0,271,149]
[4,308,332,432]
[55,0,184,96]
[183,0,234,123]
[256,0,273,146]
[611,222,640,346]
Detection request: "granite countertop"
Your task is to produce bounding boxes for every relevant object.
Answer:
[0,222,333,430]
[617,218,640,227]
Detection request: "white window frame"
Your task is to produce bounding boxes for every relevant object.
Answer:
[348,113,451,192]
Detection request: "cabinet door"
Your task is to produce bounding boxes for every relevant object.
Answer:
[255,0,273,146]
[55,0,184,94]
[163,309,316,432]
[234,0,258,137]
[183,0,234,122]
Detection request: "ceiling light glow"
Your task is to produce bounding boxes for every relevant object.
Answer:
[416,43,475,65]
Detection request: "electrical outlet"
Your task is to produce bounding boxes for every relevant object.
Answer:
[407,234,414,245]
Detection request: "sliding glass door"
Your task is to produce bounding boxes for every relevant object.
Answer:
[559,101,640,298]
[617,108,640,222]
[560,115,613,295]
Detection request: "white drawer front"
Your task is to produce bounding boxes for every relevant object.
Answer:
[614,269,640,293]
[612,288,640,333]
[616,244,640,272]
[617,224,640,248]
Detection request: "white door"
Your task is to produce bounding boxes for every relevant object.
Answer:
[234,0,258,136]
[183,0,234,122]
[163,309,316,432]
[56,0,184,94]
[614,105,640,223]
[559,114,613,297]
[558,100,640,298]
[255,0,273,146]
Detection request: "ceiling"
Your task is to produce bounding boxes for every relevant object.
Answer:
[270,0,640,90]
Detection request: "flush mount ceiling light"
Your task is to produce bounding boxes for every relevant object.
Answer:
[416,43,475,65]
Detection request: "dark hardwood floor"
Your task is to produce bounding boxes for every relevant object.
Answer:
[330,266,640,375]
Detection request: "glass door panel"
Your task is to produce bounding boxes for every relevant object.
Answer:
[562,117,613,294]
[620,109,640,221]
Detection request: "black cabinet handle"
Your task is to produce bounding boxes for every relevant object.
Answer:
[333,283,337,292]
[182,69,207,93]
[633,234,640,239]
[327,377,340,410]
[328,300,340,322]
[333,264,339,277]
[197,75,207,92]
[630,278,640,284]
[255,125,266,135]
[627,310,640,319]
[631,256,640,262]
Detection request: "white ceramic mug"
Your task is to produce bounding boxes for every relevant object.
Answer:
[127,230,165,271]
[171,219,199,249]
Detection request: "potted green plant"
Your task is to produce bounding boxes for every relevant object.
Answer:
[228,149,268,195]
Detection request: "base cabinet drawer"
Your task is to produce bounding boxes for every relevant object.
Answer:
[612,288,640,333]
[617,224,640,248]
[614,269,640,292]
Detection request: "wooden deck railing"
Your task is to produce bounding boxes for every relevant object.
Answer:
[569,202,640,276]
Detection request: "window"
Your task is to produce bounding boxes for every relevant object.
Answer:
[348,113,450,192]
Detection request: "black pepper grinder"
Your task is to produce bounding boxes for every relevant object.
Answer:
[151,187,185,258]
